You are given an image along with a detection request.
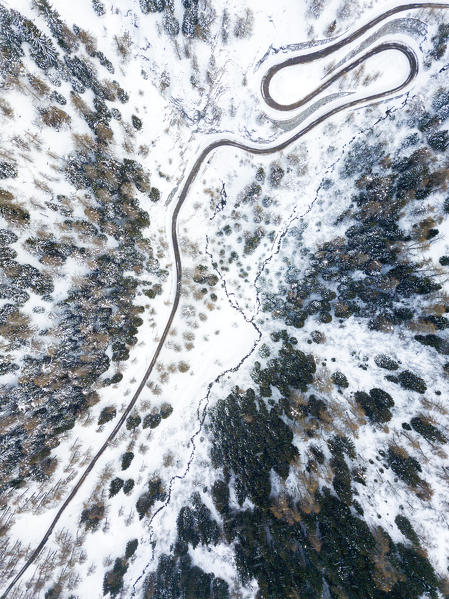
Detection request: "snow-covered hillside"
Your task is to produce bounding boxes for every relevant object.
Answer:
[1,1,449,598]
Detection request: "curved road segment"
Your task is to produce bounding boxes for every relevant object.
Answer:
[2,2,449,596]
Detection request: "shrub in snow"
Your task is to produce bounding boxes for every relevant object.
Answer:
[331,371,349,388]
[0,161,17,179]
[387,446,423,488]
[98,406,116,425]
[163,14,180,37]
[354,388,394,424]
[143,412,161,429]
[182,7,198,37]
[0,190,30,225]
[80,502,105,531]
[269,164,284,187]
[149,187,161,202]
[139,0,165,14]
[121,452,134,471]
[136,476,166,519]
[211,479,229,515]
[103,558,127,597]
[126,413,141,430]
[410,416,447,444]
[160,402,173,419]
[374,354,399,371]
[397,370,427,394]
[430,23,449,60]
[92,0,105,16]
[395,514,420,546]
[330,452,353,506]
[131,114,142,130]
[123,479,134,495]
[40,105,71,129]
[125,538,138,559]
[109,477,124,497]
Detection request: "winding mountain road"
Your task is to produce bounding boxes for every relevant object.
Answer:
[2,2,449,597]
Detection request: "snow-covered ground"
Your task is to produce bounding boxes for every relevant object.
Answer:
[1,0,449,597]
